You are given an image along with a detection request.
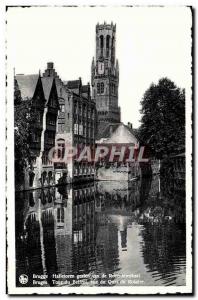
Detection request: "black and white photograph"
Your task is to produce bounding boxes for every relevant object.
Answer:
[6,4,193,295]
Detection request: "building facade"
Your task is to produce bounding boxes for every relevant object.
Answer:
[91,22,121,136]
[96,123,140,181]
[15,73,59,190]
[43,62,97,183]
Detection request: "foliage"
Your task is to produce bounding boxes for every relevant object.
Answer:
[14,78,22,105]
[139,78,185,158]
[14,100,34,184]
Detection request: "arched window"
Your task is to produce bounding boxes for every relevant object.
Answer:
[101,82,104,94]
[29,171,35,187]
[100,35,104,48]
[97,83,100,94]
[57,138,65,159]
[106,35,110,57]
[111,36,115,63]
[100,35,104,56]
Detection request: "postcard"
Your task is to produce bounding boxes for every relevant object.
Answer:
[6,4,193,295]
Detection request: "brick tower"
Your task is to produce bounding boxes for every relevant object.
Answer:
[91,22,121,136]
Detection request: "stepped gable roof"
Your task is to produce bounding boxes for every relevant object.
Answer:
[15,74,39,100]
[41,77,54,101]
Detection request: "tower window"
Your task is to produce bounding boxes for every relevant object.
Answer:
[101,82,104,94]
[97,83,100,94]
[97,82,104,94]
[100,35,104,57]
[106,35,110,48]
[106,35,110,57]
[110,83,116,95]
[100,35,104,48]
[111,36,115,63]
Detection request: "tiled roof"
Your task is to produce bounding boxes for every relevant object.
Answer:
[81,85,90,93]
[96,122,139,142]
[41,77,54,101]
[64,80,81,89]
[96,123,120,140]
[15,74,39,100]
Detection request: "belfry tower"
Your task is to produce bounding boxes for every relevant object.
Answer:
[91,22,121,135]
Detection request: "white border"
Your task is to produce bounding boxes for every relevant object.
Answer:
[5,1,193,296]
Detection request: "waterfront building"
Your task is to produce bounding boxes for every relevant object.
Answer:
[96,122,140,181]
[43,62,97,183]
[15,73,59,189]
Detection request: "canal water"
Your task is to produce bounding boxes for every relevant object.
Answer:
[15,175,186,287]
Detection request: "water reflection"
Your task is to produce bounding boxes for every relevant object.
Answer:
[15,175,186,287]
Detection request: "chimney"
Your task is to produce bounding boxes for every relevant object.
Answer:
[47,62,54,69]
[127,122,133,129]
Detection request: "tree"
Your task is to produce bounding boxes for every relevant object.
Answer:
[14,99,35,185]
[139,78,185,159]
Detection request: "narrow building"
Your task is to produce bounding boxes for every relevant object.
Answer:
[15,73,59,189]
[43,62,97,183]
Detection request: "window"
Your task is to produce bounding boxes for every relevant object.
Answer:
[100,35,104,56]
[47,131,55,145]
[57,139,65,158]
[74,123,78,134]
[100,35,104,48]
[106,35,110,57]
[101,82,104,94]
[57,207,64,223]
[49,116,56,125]
[106,35,110,48]
[111,37,115,63]
[83,126,87,136]
[97,83,100,94]
[68,113,70,119]
[74,230,83,243]
[60,104,64,112]
[110,83,116,95]
[97,82,104,94]
[79,124,83,135]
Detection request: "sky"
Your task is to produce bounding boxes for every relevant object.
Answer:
[7,6,192,128]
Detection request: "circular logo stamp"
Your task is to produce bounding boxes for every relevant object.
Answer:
[19,274,28,285]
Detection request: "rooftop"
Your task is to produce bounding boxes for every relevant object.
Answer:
[15,74,39,100]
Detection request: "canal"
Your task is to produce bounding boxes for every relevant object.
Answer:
[15,174,186,287]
